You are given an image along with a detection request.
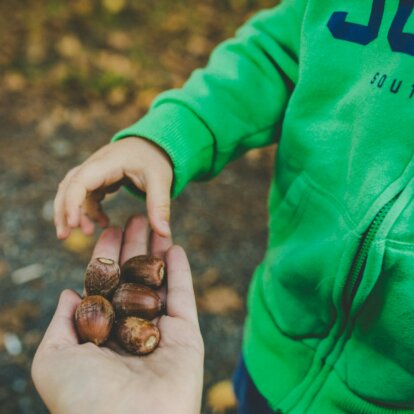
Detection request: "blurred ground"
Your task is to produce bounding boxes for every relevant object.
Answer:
[0,0,276,412]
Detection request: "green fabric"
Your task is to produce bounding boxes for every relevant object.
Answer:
[113,1,414,412]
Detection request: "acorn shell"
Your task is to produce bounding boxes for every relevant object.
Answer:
[84,257,121,297]
[112,283,164,320]
[115,316,160,355]
[121,255,165,288]
[75,295,114,345]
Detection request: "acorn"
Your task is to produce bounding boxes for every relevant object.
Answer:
[121,255,165,288]
[85,257,121,297]
[112,283,164,320]
[75,296,114,345]
[115,316,160,355]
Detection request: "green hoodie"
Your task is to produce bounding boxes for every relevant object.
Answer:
[113,1,414,412]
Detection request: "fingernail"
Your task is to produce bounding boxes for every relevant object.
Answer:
[67,216,76,227]
[159,220,171,236]
[57,227,66,239]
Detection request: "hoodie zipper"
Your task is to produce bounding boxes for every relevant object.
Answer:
[277,193,402,414]
[342,194,399,310]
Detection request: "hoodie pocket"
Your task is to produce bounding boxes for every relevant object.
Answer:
[263,172,357,339]
[336,242,414,407]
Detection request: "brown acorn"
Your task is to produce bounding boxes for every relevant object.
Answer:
[112,283,164,320]
[84,257,121,297]
[115,316,160,355]
[75,295,114,345]
[121,255,165,288]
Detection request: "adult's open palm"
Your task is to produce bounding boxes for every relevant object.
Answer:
[32,216,204,414]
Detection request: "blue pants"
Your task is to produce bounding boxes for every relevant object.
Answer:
[233,357,279,414]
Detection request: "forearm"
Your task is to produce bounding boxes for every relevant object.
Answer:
[113,0,307,197]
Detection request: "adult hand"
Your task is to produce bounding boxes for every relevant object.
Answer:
[32,216,204,414]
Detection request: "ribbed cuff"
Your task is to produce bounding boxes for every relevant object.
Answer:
[112,102,214,198]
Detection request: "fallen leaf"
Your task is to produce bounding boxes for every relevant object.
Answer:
[106,31,132,51]
[3,72,26,92]
[56,35,83,59]
[245,148,263,165]
[137,88,161,109]
[200,267,220,287]
[186,35,212,56]
[95,51,138,78]
[63,229,94,254]
[229,0,248,12]
[67,110,91,132]
[197,286,243,314]
[106,86,128,106]
[101,0,126,14]
[71,0,94,15]
[161,13,188,33]
[207,380,237,413]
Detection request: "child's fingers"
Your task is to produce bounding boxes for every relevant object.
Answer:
[80,213,95,236]
[165,245,199,327]
[54,167,80,239]
[149,231,173,307]
[63,160,123,228]
[145,172,172,238]
[84,192,110,228]
[150,230,173,259]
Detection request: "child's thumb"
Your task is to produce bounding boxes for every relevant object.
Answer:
[145,173,172,237]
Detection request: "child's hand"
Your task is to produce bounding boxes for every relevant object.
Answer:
[54,137,173,239]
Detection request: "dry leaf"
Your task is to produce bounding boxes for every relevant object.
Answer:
[36,117,58,139]
[63,229,94,254]
[106,31,132,51]
[198,286,243,314]
[71,0,94,15]
[56,35,83,58]
[106,86,128,106]
[229,0,248,12]
[186,36,212,56]
[137,88,161,109]
[96,51,137,78]
[207,380,237,413]
[67,110,91,131]
[200,267,220,287]
[245,148,263,165]
[161,13,188,33]
[101,0,126,14]
[3,72,26,92]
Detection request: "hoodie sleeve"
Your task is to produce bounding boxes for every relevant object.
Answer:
[112,0,306,198]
